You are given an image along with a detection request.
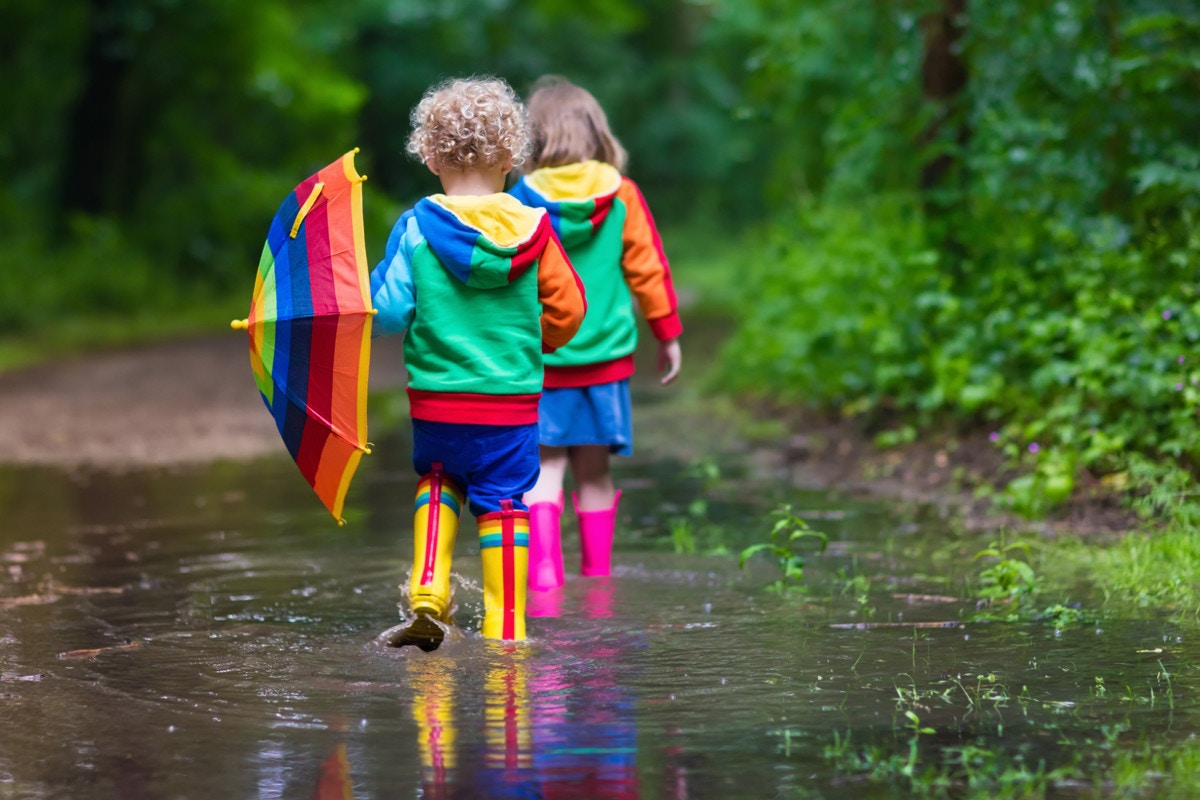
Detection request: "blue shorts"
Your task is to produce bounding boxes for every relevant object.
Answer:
[411,419,540,516]
[538,380,633,456]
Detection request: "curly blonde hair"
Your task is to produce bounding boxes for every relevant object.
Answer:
[406,77,531,171]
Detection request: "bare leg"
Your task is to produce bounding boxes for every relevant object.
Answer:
[524,445,568,506]
[569,445,615,511]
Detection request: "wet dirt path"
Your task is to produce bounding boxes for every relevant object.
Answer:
[0,336,407,468]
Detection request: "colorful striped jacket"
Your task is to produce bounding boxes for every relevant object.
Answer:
[510,160,682,388]
[370,193,585,425]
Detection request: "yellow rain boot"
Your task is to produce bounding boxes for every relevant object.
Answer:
[478,501,530,641]
[390,463,463,650]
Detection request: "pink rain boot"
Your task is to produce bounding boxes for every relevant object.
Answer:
[527,493,565,592]
[573,490,622,577]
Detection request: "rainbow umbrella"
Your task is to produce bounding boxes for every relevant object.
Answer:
[232,149,374,524]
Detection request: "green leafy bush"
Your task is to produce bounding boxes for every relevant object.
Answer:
[717,2,1200,522]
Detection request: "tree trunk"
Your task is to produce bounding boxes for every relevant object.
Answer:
[919,0,968,194]
[58,0,130,221]
[919,0,970,271]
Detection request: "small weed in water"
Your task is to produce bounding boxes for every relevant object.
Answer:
[670,517,696,555]
[974,540,1037,603]
[969,539,1099,627]
[969,538,1049,621]
[739,503,827,593]
[837,562,872,609]
[667,457,733,555]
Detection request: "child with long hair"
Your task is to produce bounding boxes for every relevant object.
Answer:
[510,75,682,595]
[371,76,586,646]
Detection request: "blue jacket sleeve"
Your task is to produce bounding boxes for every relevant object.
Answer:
[370,210,417,338]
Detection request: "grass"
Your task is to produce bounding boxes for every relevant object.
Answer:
[1055,525,1200,617]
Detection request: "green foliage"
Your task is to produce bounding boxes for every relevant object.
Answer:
[717,0,1200,523]
[716,195,939,411]
[973,540,1037,606]
[967,537,1100,625]
[352,0,763,222]
[738,503,827,592]
[0,0,774,348]
[1065,519,1200,614]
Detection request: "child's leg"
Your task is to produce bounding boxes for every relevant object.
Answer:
[569,445,616,510]
[525,445,568,505]
[569,445,621,577]
[471,424,539,641]
[410,462,465,619]
[478,500,531,641]
[525,445,568,591]
[388,421,470,650]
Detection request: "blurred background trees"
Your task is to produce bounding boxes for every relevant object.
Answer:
[2,0,1198,517]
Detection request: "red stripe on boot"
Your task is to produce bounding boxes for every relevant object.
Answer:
[501,499,515,640]
[421,465,443,586]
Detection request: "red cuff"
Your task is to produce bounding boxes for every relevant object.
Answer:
[648,312,683,342]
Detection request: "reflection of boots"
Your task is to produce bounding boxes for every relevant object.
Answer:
[574,490,622,577]
[409,658,457,798]
[479,501,529,641]
[391,463,462,650]
[485,645,532,777]
[526,585,563,619]
[582,576,615,619]
[528,492,564,592]
[311,742,353,800]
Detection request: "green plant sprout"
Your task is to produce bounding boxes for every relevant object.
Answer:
[665,457,734,556]
[973,539,1037,611]
[738,503,827,592]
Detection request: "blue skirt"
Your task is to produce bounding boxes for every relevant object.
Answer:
[538,380,633,456]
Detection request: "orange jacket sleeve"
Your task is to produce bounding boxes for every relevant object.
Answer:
[617,178,683,341]
[537,234,587,352]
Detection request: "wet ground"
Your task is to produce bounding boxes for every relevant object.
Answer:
[1,336,1198,798]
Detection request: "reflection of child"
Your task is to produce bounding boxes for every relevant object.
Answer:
[510,76,683,592]
[371,77,586,645]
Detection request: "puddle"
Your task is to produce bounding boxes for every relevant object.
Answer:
[0,388,1196,798]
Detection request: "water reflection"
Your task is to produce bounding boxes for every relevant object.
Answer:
[410,654,459,796]
[386,584,651,800]
[310,734,354,800]
[8,439,1197,798]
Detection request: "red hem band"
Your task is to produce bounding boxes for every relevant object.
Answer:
[408,388,541,425]
[543,355,636,389]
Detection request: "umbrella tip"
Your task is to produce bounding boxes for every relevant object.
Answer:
[230,319,248,330]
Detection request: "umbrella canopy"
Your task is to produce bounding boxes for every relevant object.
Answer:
[232,149,374,524]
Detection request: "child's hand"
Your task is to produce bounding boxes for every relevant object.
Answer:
[658,338,682,385]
